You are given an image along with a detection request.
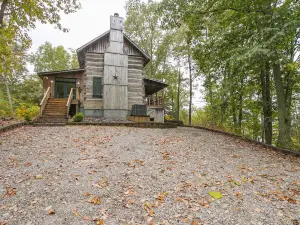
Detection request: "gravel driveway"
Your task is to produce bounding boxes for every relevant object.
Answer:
[0,126,299,225]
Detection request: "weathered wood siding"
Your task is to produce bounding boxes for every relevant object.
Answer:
[85,34,109,54]
[128,56,144,110]
[124,38,143,57]
[103,53,128,110]
[84,52,104,109]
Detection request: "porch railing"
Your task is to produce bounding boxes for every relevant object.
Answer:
[66,88,74,118]
[146,96,164,106]
[40,87,50,116]
[76,88,80,101]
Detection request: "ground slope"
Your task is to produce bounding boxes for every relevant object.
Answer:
[0,126,299,225]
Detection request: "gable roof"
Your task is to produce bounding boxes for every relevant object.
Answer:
[76,30,150,68]
[77,30,110,53]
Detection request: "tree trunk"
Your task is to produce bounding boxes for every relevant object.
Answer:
[207,73,216,124]
[188,54,192,126]
[237,76,244,134]
[4,81,14,115]
[176,69,181,121]
[273,62,292,148]
[0,0,8,30]
[260,62,272,144]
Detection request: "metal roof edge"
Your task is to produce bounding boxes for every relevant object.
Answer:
[143,77,168,86]
[37,68,85,76]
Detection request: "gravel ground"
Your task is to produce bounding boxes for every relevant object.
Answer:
[83,117,134,123]
[0,126,299,225]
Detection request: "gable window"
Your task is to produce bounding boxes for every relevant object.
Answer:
[93,77,102,98]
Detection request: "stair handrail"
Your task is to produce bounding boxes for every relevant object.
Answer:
[40,87,51,116]
[76,88,80,101]
[66,88,74,118]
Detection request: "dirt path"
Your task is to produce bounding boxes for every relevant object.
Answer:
[0,126,299,225]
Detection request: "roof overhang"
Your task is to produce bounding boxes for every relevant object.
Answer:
[76,31,151,67]
[37,69,85,77]
[143,78,168,95]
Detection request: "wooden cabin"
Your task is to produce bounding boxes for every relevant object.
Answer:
[38,13,167,122]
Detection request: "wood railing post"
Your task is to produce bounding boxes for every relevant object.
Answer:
[40,87,51,116]
[66,88,74,118]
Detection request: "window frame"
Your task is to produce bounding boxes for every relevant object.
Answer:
[92,77,103,99]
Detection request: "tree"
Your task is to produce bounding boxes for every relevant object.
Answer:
[125,0,190,121]
[161,0,300,149]
[0,0,81,118]
[30,42,79,72]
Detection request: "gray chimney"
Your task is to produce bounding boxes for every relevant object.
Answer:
[107,13,124,54]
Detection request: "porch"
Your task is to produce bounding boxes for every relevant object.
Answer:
[38,69,84,121]
[143,78,168,123]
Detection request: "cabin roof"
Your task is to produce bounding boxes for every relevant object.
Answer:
[76,30,150,66]
[143,78,168,96]
[37,69,85,77]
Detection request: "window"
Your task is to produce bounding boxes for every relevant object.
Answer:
[93,77,102,98]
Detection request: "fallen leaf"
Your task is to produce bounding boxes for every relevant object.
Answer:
[24,162,32,167]
[84,192,90,196]
[234,191,243,200]
[48,209,55,215]
[87,196,101,205]
[135,159,145,166]
[96,177,108,188]
[241,176,248,182]
[156,192,168,203]
[35,174,43,179]
[199,200,210,208]
[73,208,80,217]
[233,181,241,186]
[288,198,297,204]
[96,219,104,225]
[148,209,154,216]
[4,187,16,198]
[208,191,223,199]
[83,216,91,220]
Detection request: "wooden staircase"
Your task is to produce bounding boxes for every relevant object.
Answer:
[35,98,68,125]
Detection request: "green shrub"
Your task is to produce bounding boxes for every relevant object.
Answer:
[16,104,40,121]
[24,114,31,121]
[73,112,84,122]
[0,99,13,117]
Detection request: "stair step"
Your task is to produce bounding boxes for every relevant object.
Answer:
[32,123,66,127]
[43,114,67,116]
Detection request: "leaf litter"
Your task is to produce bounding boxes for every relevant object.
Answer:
[0,126,299,224]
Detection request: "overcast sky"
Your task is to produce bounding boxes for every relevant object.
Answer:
[28,0,127,53]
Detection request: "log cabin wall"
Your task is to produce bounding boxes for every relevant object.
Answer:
[83,52,104,116]
[74,14,153,120]
[128,55,144,110]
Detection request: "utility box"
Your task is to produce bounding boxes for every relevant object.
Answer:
[131,104,147,116]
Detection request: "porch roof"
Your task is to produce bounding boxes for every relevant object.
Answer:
[143,77,168,96]
[37,69,85,77]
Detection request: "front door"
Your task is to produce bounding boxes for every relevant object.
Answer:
[55,78,76,98]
